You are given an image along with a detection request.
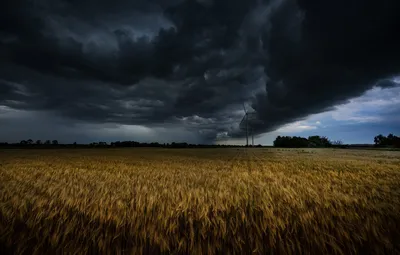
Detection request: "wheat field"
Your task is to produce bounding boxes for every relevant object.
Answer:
[0,148,399,254]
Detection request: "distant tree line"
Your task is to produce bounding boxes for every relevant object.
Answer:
[108,141,262,148]
[0,140,262,149]
[273,133,399,148]
[374,134,400,148]
[0,133,398,149]
[273,135,340,148]
[17,139,59,146]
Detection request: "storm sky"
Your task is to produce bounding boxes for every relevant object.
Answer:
[1,0,399,144]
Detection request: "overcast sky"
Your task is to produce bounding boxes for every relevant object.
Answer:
[1,0,399,145]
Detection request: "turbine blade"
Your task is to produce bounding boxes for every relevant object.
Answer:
[242,103,247,114]
[239,114,246,129]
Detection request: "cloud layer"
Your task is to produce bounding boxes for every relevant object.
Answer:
[251,85,400,145]
[1,0,399,142]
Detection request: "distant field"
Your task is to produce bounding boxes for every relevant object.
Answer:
[1,148,399,254]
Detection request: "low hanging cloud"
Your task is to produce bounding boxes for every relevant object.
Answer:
[0,0,399,143]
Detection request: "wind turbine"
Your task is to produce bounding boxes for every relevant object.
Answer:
[239,103,256,147]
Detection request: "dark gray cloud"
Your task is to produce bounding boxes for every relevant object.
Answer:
[0,0,399,143]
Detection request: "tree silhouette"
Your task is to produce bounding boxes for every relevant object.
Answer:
[332,140,343,146]
[274,135,332,148]
[52,140,58,145]
[374,134,386,145]
[273,136,309,148]
[374,134,399,147]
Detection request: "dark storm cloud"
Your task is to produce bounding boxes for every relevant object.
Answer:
[1,0,399,142]
[248,0,400,136]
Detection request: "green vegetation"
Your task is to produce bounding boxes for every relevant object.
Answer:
[273,135,333,148]
[274,134,400,148]
[374,133,400,147]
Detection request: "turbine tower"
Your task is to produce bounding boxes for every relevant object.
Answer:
[239,103,256,146]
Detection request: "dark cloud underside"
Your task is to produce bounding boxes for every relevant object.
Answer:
[1,0,399,142]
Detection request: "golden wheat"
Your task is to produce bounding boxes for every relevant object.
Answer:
[0,148,399,254]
